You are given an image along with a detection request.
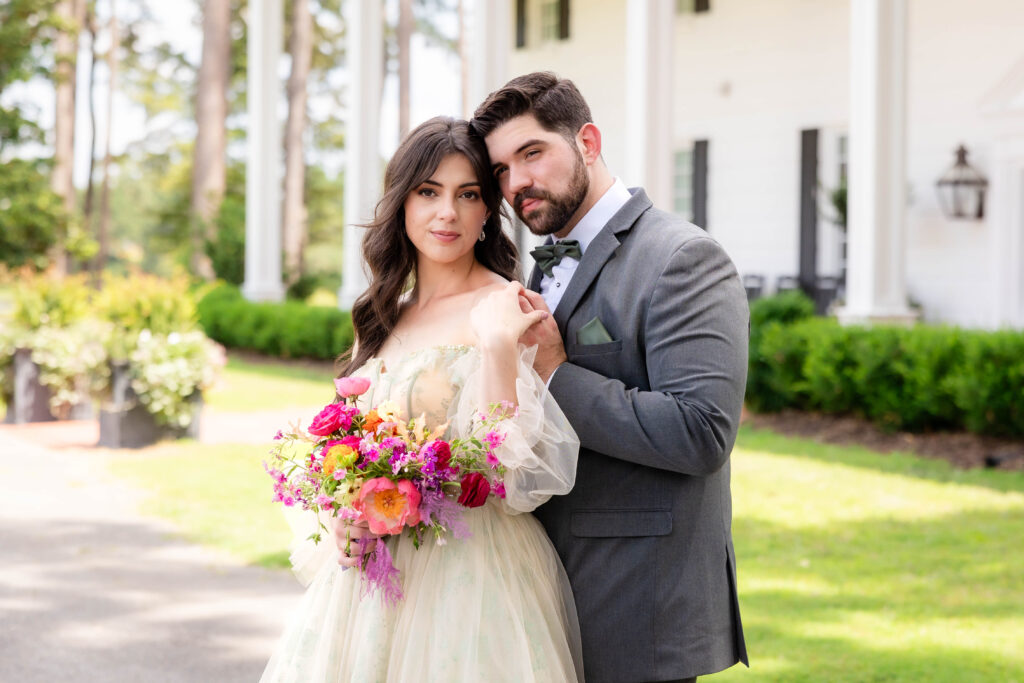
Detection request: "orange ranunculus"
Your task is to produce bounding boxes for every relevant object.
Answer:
[362,410,384,436]
[352,477,421,535]
[322,443,358,477]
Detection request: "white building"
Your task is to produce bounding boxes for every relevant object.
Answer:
[505,0,1024,328]
[246,0,1024,329]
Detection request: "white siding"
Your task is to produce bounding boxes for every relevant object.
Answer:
[506,0,1024,327]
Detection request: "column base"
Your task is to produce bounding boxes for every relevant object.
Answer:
[241,281,285,303]
[836,306,920,327]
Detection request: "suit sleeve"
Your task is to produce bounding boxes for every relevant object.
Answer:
[547,236,749,476]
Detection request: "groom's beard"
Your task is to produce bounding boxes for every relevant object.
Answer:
[513,150,589,236]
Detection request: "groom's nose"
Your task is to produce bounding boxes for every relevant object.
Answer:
[507,163,532,198]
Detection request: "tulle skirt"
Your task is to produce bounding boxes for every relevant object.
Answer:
[260,501,583,682]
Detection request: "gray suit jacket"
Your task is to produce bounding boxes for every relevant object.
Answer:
[531,189,749,682]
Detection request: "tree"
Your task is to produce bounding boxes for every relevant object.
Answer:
[51,0,86,270]
[96,0,118,272]
[282,0,313,286]
[191,0,231,280]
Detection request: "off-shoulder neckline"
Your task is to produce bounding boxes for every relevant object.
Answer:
[369,343,476,376]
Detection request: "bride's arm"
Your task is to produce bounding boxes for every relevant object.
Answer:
[470,281,549,410]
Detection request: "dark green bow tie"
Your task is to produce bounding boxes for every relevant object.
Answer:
[531,240,583,278]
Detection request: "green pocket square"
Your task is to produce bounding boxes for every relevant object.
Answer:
[577,316,614,345]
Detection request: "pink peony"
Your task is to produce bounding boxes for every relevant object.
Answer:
[309,403,353,436]
[353,477,422,535]
[335,376,372,398]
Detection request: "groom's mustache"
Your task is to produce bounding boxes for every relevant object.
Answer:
[513,188,553,216]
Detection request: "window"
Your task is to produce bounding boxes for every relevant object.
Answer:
[837,134,848,183]
[541,0,570,42]
[674,140,709,229]
[677,0,711,13]
[673,149,694,218]
[516,0,526,48]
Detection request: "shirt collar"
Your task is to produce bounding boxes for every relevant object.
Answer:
[554,177,631,254]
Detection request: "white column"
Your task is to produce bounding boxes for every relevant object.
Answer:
[242,0,285,302]
[989,139,1024,328]
[464,0,509,119]
[338,0,384,310]
[624,0,674,210]
[839,0,916,325]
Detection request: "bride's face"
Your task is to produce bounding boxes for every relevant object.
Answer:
[403,153,490,269]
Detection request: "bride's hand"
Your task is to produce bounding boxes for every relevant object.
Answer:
[470,281,549,350]
[333,517,378,568]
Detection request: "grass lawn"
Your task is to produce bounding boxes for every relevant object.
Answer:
[204,354,336,412]
[110,441,294,569]
[108,421,1024,681]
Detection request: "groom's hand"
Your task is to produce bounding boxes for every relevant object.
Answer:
[518,289,567,384]
[333,517,379,568]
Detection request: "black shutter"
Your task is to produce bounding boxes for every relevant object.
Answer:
[695,0,711,12]
[516,0,527,48]
[558,0,570,40]
[692,139,708,230]
[799,128,819,296]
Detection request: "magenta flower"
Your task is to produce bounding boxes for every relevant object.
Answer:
[309,403,355,436]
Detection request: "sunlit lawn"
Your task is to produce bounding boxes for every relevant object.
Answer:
[107,355,1024,681]
[204,354,336,411]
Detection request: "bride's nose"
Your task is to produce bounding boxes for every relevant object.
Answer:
[436,197,457,222]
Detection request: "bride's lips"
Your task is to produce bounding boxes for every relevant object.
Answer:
[430,230,460,243]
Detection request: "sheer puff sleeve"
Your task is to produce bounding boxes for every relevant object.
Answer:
[449,345,580,514]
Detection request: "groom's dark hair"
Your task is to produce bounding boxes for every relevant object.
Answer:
[470,71,593,144]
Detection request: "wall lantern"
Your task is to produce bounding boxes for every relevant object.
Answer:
[935,144,988,220]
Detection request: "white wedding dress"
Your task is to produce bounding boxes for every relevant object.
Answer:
[260,345,584,683]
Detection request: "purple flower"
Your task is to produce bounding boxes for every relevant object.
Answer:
[359,539,404,607]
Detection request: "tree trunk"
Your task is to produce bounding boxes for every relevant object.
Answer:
[282,0,313,287]
[191,0,231,280]
[83,3,98,237]
[398,0,412,138]
[96,0,118,273]
[51,0,86,276]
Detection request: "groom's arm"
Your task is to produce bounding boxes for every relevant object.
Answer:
[537,236,749,477]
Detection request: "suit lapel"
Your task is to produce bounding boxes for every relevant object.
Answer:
[553,189,653,335]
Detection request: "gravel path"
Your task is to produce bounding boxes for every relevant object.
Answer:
[0,412,313,683]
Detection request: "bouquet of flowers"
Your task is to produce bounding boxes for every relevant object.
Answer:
[265,375,514,605]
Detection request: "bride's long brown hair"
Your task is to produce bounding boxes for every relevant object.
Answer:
[336,116,519,377]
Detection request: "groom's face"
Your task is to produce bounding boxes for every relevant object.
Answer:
[484,114,589,237]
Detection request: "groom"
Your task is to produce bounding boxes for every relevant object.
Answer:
[472,73,749,683]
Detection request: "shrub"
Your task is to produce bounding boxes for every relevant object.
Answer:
[746,312,1023,438]
[746,291,817,412]
[948,330,1024,438]
[197,284,354,361]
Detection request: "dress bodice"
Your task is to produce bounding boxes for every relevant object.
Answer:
[354,345,474,432]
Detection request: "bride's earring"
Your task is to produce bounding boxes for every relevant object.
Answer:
[478,221,486,242]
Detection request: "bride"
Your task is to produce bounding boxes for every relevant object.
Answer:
[260,117,584,683]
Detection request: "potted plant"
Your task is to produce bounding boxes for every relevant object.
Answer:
[94,272,224,448]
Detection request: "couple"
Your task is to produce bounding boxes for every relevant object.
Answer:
[261,72,749,683]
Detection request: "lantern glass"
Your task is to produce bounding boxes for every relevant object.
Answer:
[936,145,988,220]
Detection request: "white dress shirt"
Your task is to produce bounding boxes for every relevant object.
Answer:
[538,178,632,312]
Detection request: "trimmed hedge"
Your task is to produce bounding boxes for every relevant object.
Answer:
[197,284,354,361]
[746,293,1024,437]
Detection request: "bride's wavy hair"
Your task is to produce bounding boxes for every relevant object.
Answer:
[337,116,519,377]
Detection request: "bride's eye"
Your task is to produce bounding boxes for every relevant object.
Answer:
[418,188,437,198]
[460,190,480,200]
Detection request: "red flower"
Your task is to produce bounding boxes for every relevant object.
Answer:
[457,472,491,508]
[432,441,451,470]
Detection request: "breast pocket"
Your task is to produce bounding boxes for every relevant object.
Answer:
[570,339,622,357]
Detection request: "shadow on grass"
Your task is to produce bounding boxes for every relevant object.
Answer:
[224,355,335,384]
[722,508,1024,681]
[736,425,1024,494]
